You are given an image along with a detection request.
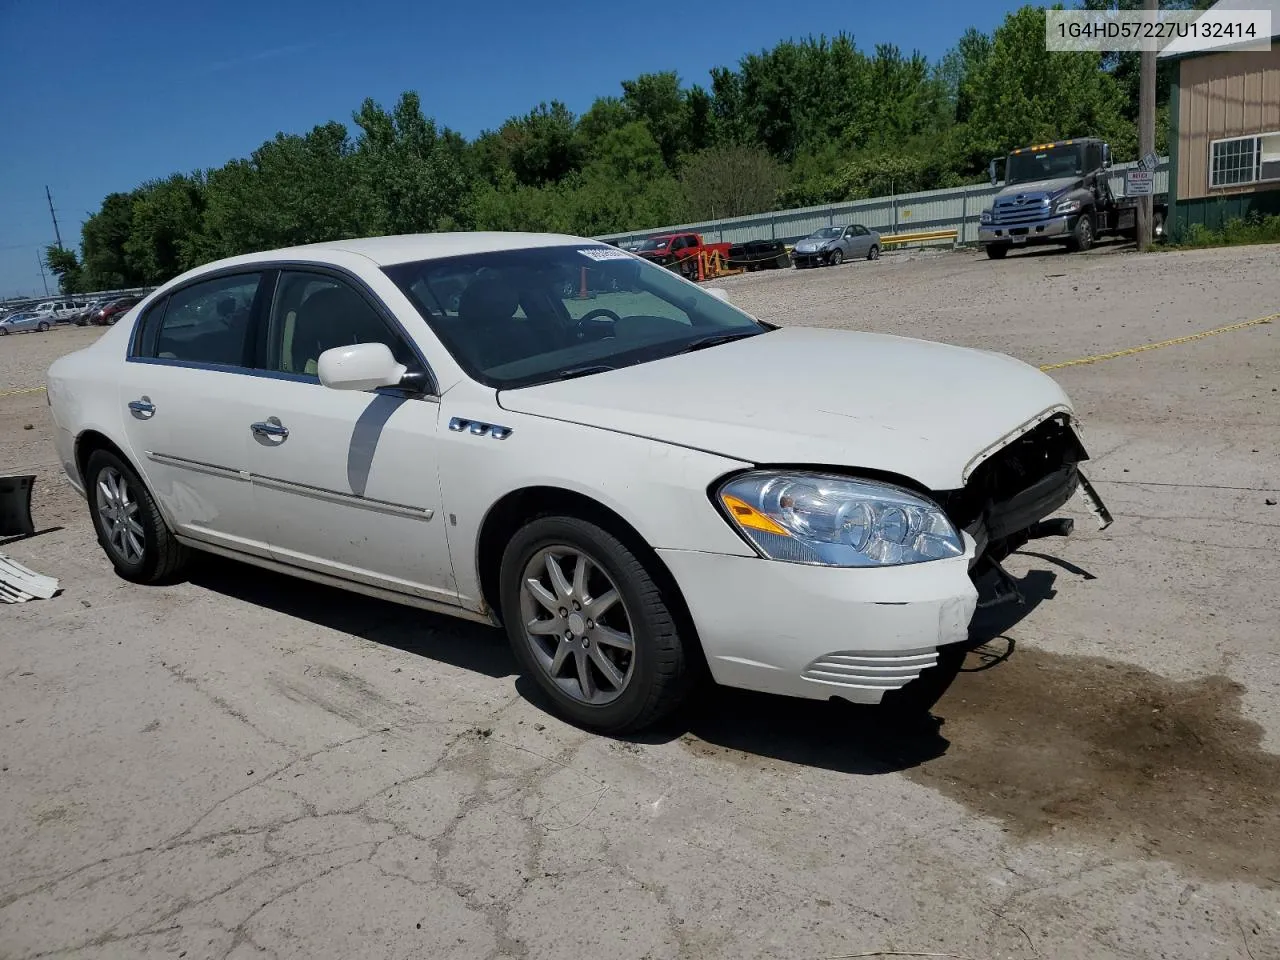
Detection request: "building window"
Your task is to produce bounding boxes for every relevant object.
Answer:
[1209,132,1280,189]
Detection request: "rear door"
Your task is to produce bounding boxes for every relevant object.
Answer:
[117,270,273,558]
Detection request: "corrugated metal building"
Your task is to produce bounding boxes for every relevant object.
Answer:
[1159,0,1280,232]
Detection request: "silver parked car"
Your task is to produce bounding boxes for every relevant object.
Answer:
[792,224,881,267]
[0,311,51,335]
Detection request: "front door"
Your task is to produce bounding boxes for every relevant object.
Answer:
[118,270,271,559]
[243,269,458,605]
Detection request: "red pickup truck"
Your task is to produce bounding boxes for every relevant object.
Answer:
[634,232,732,280]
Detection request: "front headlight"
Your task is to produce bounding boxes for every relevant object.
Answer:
[980,209,993,224]
[1055,198,1081,215]
[716,471,965,567]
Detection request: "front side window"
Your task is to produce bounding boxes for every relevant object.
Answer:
[384,245,767,389]
[152,273,261,366]
[266,271,415,377]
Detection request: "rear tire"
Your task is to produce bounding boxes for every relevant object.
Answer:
[37,321,50,333]
[85,449,190,584]
[867,245,880,260]
[985,244,1008,259]
[499,515,693,733]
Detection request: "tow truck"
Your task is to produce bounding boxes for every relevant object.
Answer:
[979,138,1167,259]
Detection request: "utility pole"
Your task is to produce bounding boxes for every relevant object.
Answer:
[46,185,64,250]
[37,252,50,297]
[1137,0,1158,252]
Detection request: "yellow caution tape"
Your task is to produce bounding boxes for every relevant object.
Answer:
[1039,312,1276,371]
[0,385,46,399]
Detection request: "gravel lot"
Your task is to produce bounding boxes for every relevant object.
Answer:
[2,242,1278,960]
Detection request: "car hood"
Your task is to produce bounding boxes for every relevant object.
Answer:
[996,175,1079,200]
[795,237,834,251]
[498,328,1072,491]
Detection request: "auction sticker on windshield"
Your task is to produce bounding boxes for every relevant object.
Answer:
[578,247,633,261]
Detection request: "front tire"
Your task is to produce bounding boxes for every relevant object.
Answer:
[37,321,50,333]
[499,515,692,733]
[829,249,843,266]
[85,449,190,583]
[985,244,1009,260]
[1066,213,1094,252]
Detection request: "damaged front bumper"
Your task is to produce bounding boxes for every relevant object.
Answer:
[941,412,1112,607]
[659,412,1111,706]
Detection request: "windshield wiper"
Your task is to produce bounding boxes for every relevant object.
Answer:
[674,330,764,355]
[527,364,616,386]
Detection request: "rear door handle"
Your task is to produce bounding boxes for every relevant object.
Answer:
[128,398,155,418]
[250,418,289,440]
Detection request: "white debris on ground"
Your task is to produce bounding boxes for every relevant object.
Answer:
[0,553,58,602]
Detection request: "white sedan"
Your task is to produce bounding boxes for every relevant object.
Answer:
[46,233,1104,733]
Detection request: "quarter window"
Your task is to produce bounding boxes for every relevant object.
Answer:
[266,271,414,377]
[153,273,261,366]
[1210,132,1280,188]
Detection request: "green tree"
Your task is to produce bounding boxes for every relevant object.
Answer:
[81,192,146,290]
[123,174,207,284]
[352,92,472,235]
[620,72,688,168]
[962,6,1132,163]
[680,144,787,220]
[44,245,84,293]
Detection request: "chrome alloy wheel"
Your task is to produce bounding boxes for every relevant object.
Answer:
[519,546,636,705]
[95,466,144,564]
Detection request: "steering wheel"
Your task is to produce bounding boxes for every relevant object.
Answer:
[574,307,621,342]
[577,307,621,325]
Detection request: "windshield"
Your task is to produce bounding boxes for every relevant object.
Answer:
[809,227,841,239]
[636,237,670,251]
[384,244,767,389]
[1006,144,1085,185]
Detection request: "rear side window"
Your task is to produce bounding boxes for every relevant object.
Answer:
[151,273,262,366]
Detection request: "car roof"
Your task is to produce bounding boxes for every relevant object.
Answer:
[194,232,599,273]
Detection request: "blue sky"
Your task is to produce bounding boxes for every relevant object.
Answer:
[0,0,1030,297]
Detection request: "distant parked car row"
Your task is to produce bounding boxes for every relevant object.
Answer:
[610,223,883,275]
[0,295,144,337]
[75,296,143,326]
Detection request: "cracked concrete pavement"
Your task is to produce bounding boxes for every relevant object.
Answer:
[2,241,1278,959]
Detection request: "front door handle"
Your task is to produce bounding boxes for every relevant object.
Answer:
[128,397,155,418]
[250,418,289,440]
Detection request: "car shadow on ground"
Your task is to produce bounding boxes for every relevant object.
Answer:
[604,565,1063,777]
[191,552,1063,776]
[189,554,518,680]
[983,235,1133,260]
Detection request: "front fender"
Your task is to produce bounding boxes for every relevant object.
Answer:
[437,390,756,610]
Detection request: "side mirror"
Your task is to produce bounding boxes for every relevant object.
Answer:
[705,287,731,304]
[317,342,408,392]
[988,158,1000,186]
[1102,143,1112,168]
